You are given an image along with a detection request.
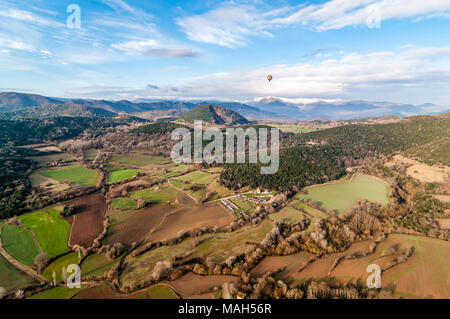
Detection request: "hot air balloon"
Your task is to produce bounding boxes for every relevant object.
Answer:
[267,75,273,82]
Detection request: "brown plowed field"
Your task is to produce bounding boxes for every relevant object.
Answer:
[146,202,233,243]
[66,193,107,248]
[167,272,239,296]
[106,204,169,248]
[74,284,177,299]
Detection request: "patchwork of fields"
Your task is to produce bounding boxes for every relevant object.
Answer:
[1,147,447,300]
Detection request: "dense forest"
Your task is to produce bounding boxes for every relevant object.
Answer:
[221,114,450,191]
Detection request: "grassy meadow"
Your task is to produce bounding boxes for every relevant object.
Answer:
[1,225,41,266]
[108,169,141,183]
[0,253,38,293]
[19,209,71,258]
[39,165,99,187]
[298,174,389,213]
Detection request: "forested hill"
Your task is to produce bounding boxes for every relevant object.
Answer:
[0,104,117,120]
[181,104,249,125]
[220,113,450,191]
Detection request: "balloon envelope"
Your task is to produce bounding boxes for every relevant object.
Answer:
[267,75,273,82]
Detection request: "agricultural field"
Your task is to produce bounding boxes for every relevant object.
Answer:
[27,153,75,167]
[161,164,191,178]
[250,251,314,279]
[169,180,205,203]
[106,205,169,248]
[29,172,70,191]
[111,198,137,210]
[108,169,141,183]
[230,197,258,212]
[0,253,38,293]
[65,193,106,248]
[38,164,99,187]
[19,209,71,258]
[29,285,87,299]
[1,225,41,266]
[291,200,329,232]
[81,254,118,278]
[173,170,214,185]
[387,155,450,184]
[274,125,320,134]
[73,284,178,299]
[130,184,178,204]
[83,149,98,161]
[288,234,450,298]
[146,202,233,243]
[298,174,389,213]
[110,153,170,167]
[268,206,305,224]
[380,234,450,298]
[168,272,238,297]
[185,220,273,263]
[43,253,79,283]
[121,220,272,288]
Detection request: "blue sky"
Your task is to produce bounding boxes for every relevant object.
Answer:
[1,0,450,106]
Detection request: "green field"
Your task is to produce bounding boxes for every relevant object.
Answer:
[43,253,79,283]
[111,154,169,166]
[130,186,178,203]
[0,253,37,293]
[19,209,71,258]
[108,169,141,183]
[230,197,257,212]
[1,225,41,266]
[81,254,118,277]
[298,174,389,213]
[111,198,138,210]
[269,206,305,224]
[39,165,99,187]
[174,170,214,185]
[275,125,319,134]
[161,165,190,178]
[292,201,329,219]
[29,285,87,299]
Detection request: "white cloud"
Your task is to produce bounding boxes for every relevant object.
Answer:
[177,5,273,48]
[0,8,61,27]
[70,46,450,106]
[177,0,450,46]
[275,0,450,31]
[0,39,34,52]
[111,39,160,54]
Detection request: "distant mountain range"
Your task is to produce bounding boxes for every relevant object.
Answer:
[0,92,447,120]
[247,97,449,120]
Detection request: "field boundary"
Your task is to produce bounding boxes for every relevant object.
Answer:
[0,225,48,284]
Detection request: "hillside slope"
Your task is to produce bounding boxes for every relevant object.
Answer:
[181,104,249,125]
[0,92,61,111]
[0,104,116,119]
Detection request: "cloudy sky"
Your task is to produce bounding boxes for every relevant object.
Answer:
[1,0,450,106]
